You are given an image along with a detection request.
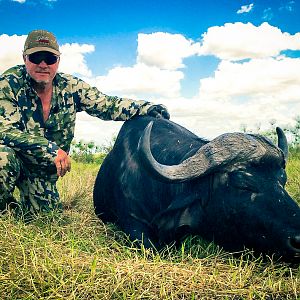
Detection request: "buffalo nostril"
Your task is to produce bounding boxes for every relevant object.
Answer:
[288,235,300,250]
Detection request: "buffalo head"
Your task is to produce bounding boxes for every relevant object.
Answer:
[138,122,300,261]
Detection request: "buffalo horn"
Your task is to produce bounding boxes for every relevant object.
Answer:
[138,122,271,182]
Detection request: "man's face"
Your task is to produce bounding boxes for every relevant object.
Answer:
[24,51,60,85]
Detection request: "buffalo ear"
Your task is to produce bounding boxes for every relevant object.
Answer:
[276,127,288,161]
[153,197,205,244]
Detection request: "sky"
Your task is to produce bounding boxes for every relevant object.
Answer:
[1,0,300,146]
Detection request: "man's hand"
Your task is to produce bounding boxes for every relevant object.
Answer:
[147,104,170,119]
[54,148,71,177]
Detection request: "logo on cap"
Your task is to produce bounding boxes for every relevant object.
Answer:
[36,37,51,45]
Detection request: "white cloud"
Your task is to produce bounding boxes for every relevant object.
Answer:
[0,34,26,73]
[198,22,300,60]
[199,57,300,102]
[237,3,254,14]
[194,56,300,136]
[74,112,122,145]
[137,32,200,70]
[57,25,300,143]
[1,27,300,145]
[12,0,26,3]
[59,43,95,77]
[89,63,184,99]
[86,32,198,100]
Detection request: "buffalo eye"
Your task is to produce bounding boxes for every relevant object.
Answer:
[229,171,260,193]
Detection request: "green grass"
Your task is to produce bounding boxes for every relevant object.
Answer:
[0,157,300,300]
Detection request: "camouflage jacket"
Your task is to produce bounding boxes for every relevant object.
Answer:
[0,65,153,168]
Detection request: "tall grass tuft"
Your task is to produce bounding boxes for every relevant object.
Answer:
[0,155,299,299]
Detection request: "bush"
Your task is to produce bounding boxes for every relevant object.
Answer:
[70,137,116,164]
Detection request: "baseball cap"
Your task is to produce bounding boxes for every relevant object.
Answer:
[23,30,60,56]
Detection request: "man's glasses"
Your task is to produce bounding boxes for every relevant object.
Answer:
[27,51,59,65]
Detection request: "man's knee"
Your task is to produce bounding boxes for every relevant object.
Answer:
[19,175,61,213]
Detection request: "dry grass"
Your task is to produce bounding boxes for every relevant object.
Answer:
[0,158,299,300]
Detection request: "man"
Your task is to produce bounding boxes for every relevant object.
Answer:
[0,29,170,214]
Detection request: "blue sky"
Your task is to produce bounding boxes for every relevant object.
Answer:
[1,0,299,35]
[0,0,300,144]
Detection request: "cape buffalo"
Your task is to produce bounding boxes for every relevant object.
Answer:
[93,116,300,262]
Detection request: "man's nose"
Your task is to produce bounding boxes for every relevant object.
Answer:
[38,60,48,67]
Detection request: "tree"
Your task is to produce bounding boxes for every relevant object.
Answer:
[286,116,300,148]
[239,116,300,150]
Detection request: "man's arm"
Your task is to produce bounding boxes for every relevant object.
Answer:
[71,77,170,120]
[0,79,59,171]
[0,100,71,177]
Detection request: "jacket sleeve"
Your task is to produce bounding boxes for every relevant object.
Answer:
[73,78,154,120]
[0,78,59,168]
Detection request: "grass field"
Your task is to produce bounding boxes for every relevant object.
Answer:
[0,155,300,299]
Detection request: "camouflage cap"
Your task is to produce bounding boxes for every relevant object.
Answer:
[23,30,60,55]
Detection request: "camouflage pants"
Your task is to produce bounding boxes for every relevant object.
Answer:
[0,145,61,214]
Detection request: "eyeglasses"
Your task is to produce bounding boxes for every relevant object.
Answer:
[27,51,59,65]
